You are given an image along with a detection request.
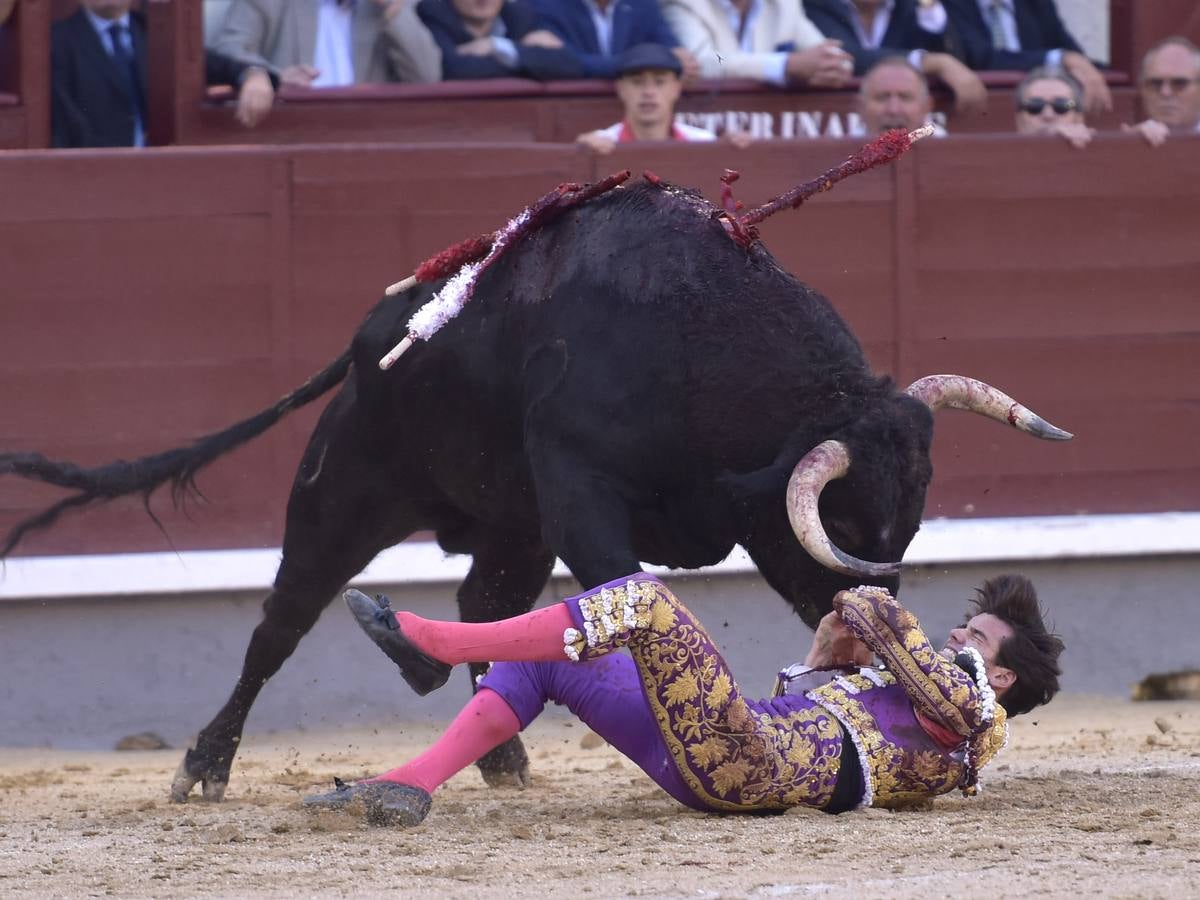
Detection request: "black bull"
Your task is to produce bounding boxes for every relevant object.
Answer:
[0,179,1070,801]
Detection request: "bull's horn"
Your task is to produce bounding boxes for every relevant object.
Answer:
[786,440,902,578]
[905,375,1073,440]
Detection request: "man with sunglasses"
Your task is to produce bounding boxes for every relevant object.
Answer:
[1123,37,1200,148]
[941,0,1111,116]
[1014,65,1092,150]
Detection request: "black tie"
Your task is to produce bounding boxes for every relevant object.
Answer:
[108,22,145,121]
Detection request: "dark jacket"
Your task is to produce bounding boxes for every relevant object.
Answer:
[51,8,148,147]
[805,0,946,76]
[941,0,1083,71]
[418,0,583,80]
[52,8,276,148]
[530,0,679,79]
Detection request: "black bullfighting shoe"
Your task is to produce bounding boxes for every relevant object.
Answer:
[303,778,433,827]
[343,589,452,696]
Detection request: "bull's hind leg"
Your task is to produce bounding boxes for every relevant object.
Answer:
[171,391,421,802]
[170,550,386,803]
[450,527,555,787]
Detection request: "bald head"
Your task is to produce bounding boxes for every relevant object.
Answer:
[1139,38,1200,131]
[857,58,931,136]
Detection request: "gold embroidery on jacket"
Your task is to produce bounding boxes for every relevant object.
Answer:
[627,582,844,811]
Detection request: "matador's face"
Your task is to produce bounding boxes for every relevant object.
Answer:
[945,614,1016,696]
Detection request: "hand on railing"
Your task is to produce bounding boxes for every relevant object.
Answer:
[236,68,275,128]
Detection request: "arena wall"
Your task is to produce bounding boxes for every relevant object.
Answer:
[3,553,1197,749]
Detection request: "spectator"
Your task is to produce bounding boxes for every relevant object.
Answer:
[1013,65,1091,149]
[661,0,853,88]
[210,0,441,87]
[0,0,15,66]
[51,0,278,148]
[941,0,1110,114]
[575,42,725,152]
[806,0,985,114]
[1122,37,1200,147]
[531,0,697,81]
[417,0,582,80]
[855,55,942,136]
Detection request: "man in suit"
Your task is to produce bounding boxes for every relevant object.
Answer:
[51,0,278,148]
[210,0,441,87]
[941,0,1110,113]
[530,0,698,80]
[661,0,853,87]
[418,0,581,80]
[1123,37,1200,147]
[806,0,984,114]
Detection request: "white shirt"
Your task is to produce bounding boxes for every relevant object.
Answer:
[594,120,718,142]
[836,0,946,71]
[976,0,1063,67]
[487,19,519,68]
[838,0,946,48]
[718,0,788,86]
[312,0,356,87]
[584,0,618,56]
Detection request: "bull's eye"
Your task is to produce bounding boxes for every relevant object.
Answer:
[825,518,863,550]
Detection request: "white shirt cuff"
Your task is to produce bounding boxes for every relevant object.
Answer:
[1045,48,1064,68]
[907,49,926,70]
[763,52,788,87]
[916,3,947,33]
[491,36,519,68]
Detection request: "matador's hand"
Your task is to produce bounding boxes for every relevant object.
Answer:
[805,611,874,667]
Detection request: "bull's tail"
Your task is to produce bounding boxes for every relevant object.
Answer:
[0,348,354,557]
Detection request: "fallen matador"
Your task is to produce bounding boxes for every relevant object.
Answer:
[305,574,1064,825]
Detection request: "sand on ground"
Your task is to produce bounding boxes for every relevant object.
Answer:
[1,695,1198,898]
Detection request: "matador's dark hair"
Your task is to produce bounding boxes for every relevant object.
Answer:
[970,574,1064,717]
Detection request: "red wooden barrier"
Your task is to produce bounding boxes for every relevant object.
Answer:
[0,0,50,148]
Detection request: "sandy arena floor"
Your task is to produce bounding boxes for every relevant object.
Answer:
[1,695,1198,899]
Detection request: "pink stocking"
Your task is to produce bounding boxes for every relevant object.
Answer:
[395,602,574,665]
[368,688,520,794]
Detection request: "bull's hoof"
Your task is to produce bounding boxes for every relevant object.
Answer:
[169,748,229,803]
[476,735,531,789]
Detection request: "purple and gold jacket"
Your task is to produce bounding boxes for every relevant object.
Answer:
[798,588,1008,809]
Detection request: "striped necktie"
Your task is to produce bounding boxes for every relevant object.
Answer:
[108,22,145,120]
[986,0,1009,52]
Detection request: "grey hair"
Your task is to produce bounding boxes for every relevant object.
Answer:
[1139,36,1200,81]
[859,55,929,98]
[1015,65,1083,108]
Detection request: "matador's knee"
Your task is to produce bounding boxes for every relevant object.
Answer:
[561,575,677,661]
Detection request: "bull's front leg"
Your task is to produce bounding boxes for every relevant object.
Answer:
[455,529,556,787]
